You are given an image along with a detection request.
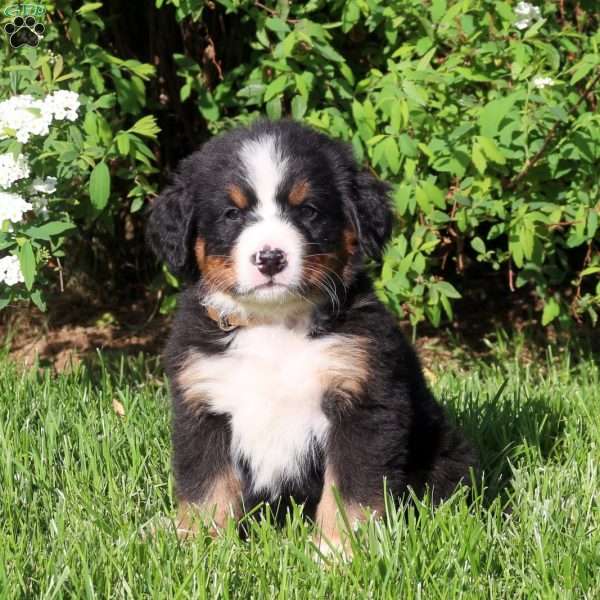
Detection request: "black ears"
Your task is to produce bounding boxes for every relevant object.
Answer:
[146,179,197,280]
[349,169,393,262]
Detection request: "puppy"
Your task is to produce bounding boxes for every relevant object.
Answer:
[147,120,476,551]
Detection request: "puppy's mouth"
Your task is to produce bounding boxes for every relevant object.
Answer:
[237,280,294,296]
[252,280,288,290]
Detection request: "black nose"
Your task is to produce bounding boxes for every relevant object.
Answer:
[251,246,287,277]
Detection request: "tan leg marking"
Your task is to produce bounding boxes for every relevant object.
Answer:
[314,465,375,556]
[176,467,242,539]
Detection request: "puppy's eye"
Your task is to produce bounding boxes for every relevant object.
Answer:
[224,207,242,221]
[299,204,318,220]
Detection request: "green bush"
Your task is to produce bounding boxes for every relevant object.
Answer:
[1,0,599,328]
[0,2,159,310]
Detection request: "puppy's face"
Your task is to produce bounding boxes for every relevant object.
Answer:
[148,121,392,311]
[194,135,354,306]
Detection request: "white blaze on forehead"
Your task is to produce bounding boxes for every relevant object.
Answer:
[239,135,287,218]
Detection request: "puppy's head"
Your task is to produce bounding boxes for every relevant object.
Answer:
[147,120,392,311]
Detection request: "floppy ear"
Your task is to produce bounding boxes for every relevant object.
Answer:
[146,178,197,280]
[348,169,393,261]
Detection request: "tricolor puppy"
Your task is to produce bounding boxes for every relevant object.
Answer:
[147,120,476,552]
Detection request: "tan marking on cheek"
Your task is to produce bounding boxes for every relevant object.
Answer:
[176,467,242,538]
[194,240,236,293]
[321,336,370,405]
[194,238,206,271]
[203,255,237,293]
[343,227,358,256]
[228,184,248,209]
[302,253,342,288]
[341,227,359,285]
[289,180,310,206]
[303,228,358,291]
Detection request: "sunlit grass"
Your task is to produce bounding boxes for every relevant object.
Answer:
[1,347,599,598]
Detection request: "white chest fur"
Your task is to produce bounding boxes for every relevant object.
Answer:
[177,324,369,496]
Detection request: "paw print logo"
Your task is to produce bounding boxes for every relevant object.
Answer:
[4,16,45,48]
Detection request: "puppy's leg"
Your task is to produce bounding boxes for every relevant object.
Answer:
[171,405,242,539]
[176,465,242,538]
[314,463,379,557]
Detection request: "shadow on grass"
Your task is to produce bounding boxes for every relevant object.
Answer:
[444,382,567,504]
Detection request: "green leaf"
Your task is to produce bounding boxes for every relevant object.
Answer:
[479,95,519,137]
[435,281,462,299]
[89,65,105,93]
[264,75,289,102]
[77,2,103,14]
[89,162,111,211]
[471,237,486,254]
[542,297,560,326]
[415,186,433,215]
[265,17,290,33]
[198,89,219,121]
[472,144,487,175]
[477,136,506,164]
[421,182,445,210]
[383,137,400,174]
[580,266,600,278]
[523,18,547,40]
[266,97,282,120]
[25,222,75,241]
[116,133,130,156]
[18,243,35,291]
[130,197,144,213]
[430,0,447,23]
[291,95,307,119]
[31,289,47,312]
[402,81,427,106]
[398,134,418,158]
[313,42,344,63]
[127,115,160,138]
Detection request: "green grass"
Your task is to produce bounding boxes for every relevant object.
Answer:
[1,346,599,599]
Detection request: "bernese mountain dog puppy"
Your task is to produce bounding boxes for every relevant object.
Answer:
[147,119,476,553]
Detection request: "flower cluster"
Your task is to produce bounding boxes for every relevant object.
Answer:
[0,90,78,291]
[0,90,80,144]
[0,152,30,189]
[44,90,80,122]
[0,255,24,286]
[0,191,33,224]
[532,76,554,89]
[32,176,57,195]
[515,2,541,30]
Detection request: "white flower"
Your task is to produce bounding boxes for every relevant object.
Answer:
[0,95,53,144]
[515,2,541,30]
[0,153,30,189]
[0,90,80,144]
[532,76,554,89]
[0,191,33,223]
[44,90,80,122]
[0,255,24,286]
[32,176,57,194]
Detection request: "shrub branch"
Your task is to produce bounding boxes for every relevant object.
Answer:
[505,69,600,191]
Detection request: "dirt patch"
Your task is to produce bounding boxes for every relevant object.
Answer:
[1,291,170,372]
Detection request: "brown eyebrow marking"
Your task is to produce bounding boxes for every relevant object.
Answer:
[289,180,310,206]
[228,184,248,209]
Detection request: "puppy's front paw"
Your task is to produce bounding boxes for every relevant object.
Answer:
[311,531,353,562]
